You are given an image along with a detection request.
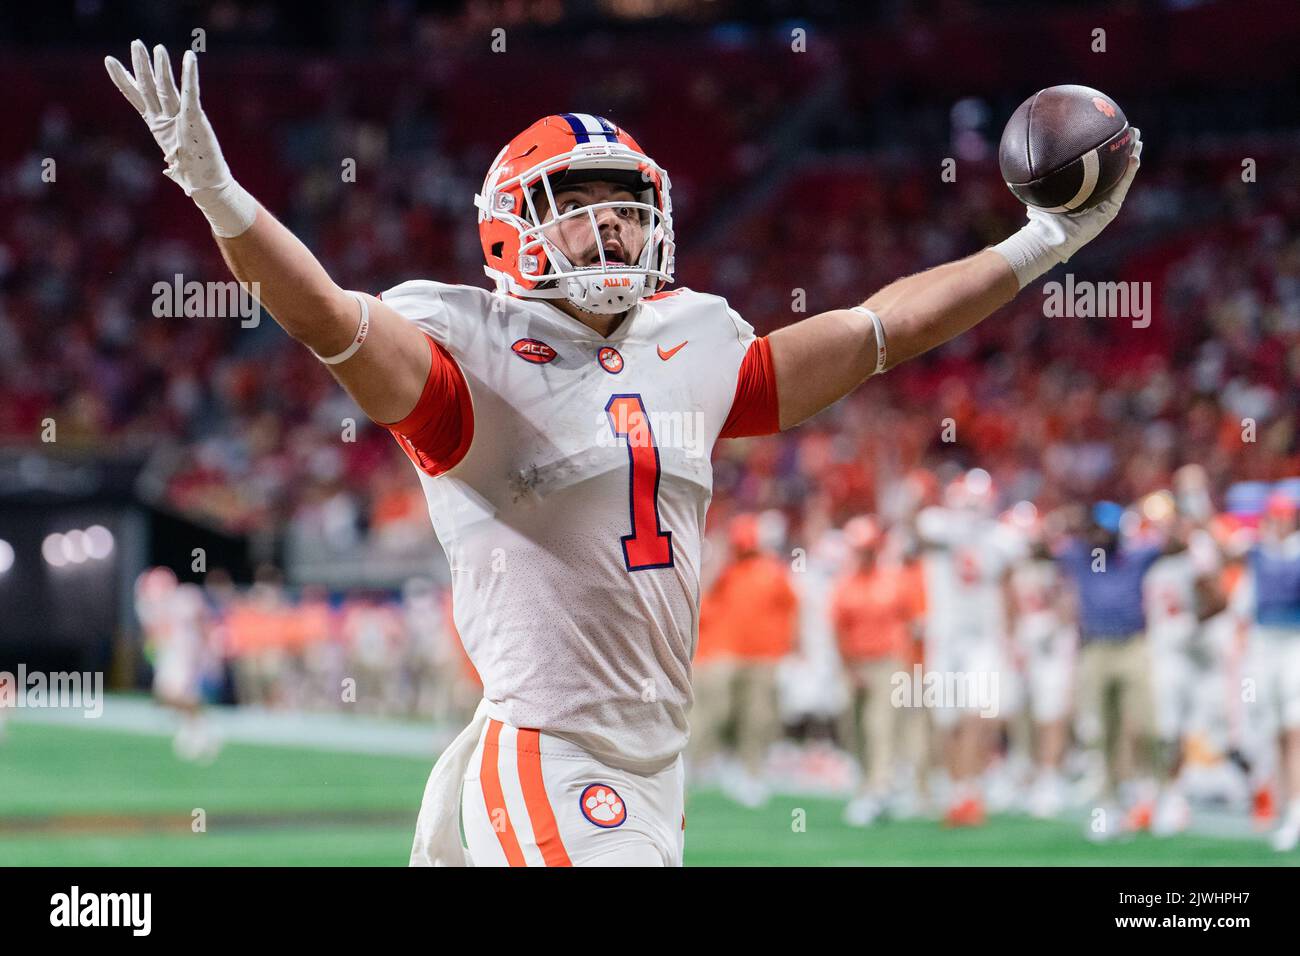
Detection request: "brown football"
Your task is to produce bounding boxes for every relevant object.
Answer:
[998,85,1134,213]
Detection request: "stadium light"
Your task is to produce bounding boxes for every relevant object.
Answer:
[42,533,68,568]
[42,527,115,569]
[0,539,13,574]
[85,525,115,559]
[63,529,89,564]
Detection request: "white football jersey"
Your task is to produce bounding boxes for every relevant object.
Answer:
[1143,552,1198,644]
[918,508,1024,643]
[145,584,208,695]
[380,280,761,773]
[1008,558,1063,648]
[783,542,850,719]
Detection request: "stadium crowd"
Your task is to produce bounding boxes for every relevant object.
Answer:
[4,9,1294,543]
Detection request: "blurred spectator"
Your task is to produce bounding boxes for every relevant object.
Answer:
[832,516,924,826]
[699,513,798,806]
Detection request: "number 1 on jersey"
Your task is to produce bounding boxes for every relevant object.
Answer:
[605,394,674,571]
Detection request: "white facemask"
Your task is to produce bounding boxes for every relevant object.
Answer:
[547,246,649,315]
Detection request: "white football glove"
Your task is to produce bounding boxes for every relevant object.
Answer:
[104,40,257,238]
[992,128,1143,289]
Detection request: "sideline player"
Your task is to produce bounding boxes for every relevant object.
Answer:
[1056,502,1164,837]
[916,469,1024,826]
[1233,491,1300,851]
[106,42,1142,865]
[1138,490,1223,836]
[833,516,923,826]
[702,513,799,807]
[135,567,222,762]
[1004,503,1075,819]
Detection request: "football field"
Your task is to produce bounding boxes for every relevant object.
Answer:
[0,713,1288,867]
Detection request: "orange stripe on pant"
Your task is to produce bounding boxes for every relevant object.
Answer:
[481,719,527,866]
[517,729,572,867]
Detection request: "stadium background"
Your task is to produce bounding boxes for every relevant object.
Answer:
[1,0,1299,866]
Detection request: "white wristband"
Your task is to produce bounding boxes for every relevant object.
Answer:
[314,292,371,365]
[192,180,258,239]
[990,226,1061,290]
[851,306,888,375]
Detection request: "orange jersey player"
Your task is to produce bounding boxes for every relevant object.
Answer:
[107,41,1142,865]
[831,516,924,826]
[702,515,798,803]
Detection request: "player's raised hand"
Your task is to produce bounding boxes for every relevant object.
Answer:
[108,42,428,426]
[104,40,256,237]
[1026,129,1143,251]
[104,41,224,194]
[994,129,1142,289]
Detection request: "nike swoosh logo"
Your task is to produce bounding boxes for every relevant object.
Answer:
[657,341,688,361]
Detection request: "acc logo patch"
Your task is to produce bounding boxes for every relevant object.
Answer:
[598,346,624,374]
[512,338,557,364]
[1092,96,1117,119]
[579,783,627,828]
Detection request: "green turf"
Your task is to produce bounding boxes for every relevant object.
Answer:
[0,723,426,817]
[0,722,1289,866]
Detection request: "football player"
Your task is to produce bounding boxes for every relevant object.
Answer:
[1138,490,1224,836]
[136,567,222,762]
[916,469,1025,825]
[106,42,1142,866]
[1004,503,1076,819]
[1232,490,1300,851]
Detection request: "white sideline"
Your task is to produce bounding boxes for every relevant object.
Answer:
[5,693,457,758]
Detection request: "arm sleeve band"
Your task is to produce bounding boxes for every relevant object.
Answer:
[383,333,474,477]
[720,336,781,439]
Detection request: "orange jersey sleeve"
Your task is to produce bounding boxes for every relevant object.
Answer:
[384,333,475,477]
[719,336,780,439]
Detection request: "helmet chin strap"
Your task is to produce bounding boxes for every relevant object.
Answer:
[563,294,622,319]
[563,272,647,316]
[548,245,647,316]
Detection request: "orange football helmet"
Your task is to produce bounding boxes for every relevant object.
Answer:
[475,113,675,315]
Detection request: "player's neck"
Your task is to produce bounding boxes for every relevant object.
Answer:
[551,298,628,338]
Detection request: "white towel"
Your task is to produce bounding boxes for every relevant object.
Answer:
[409,699,490,867]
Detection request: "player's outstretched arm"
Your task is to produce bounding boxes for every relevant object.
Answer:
[104,40,431,425]
[769,133,1142,430]
[769,249,1018,429]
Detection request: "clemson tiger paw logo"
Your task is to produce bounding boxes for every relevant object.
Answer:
[598,346,624,374]
[579,783,627,828]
